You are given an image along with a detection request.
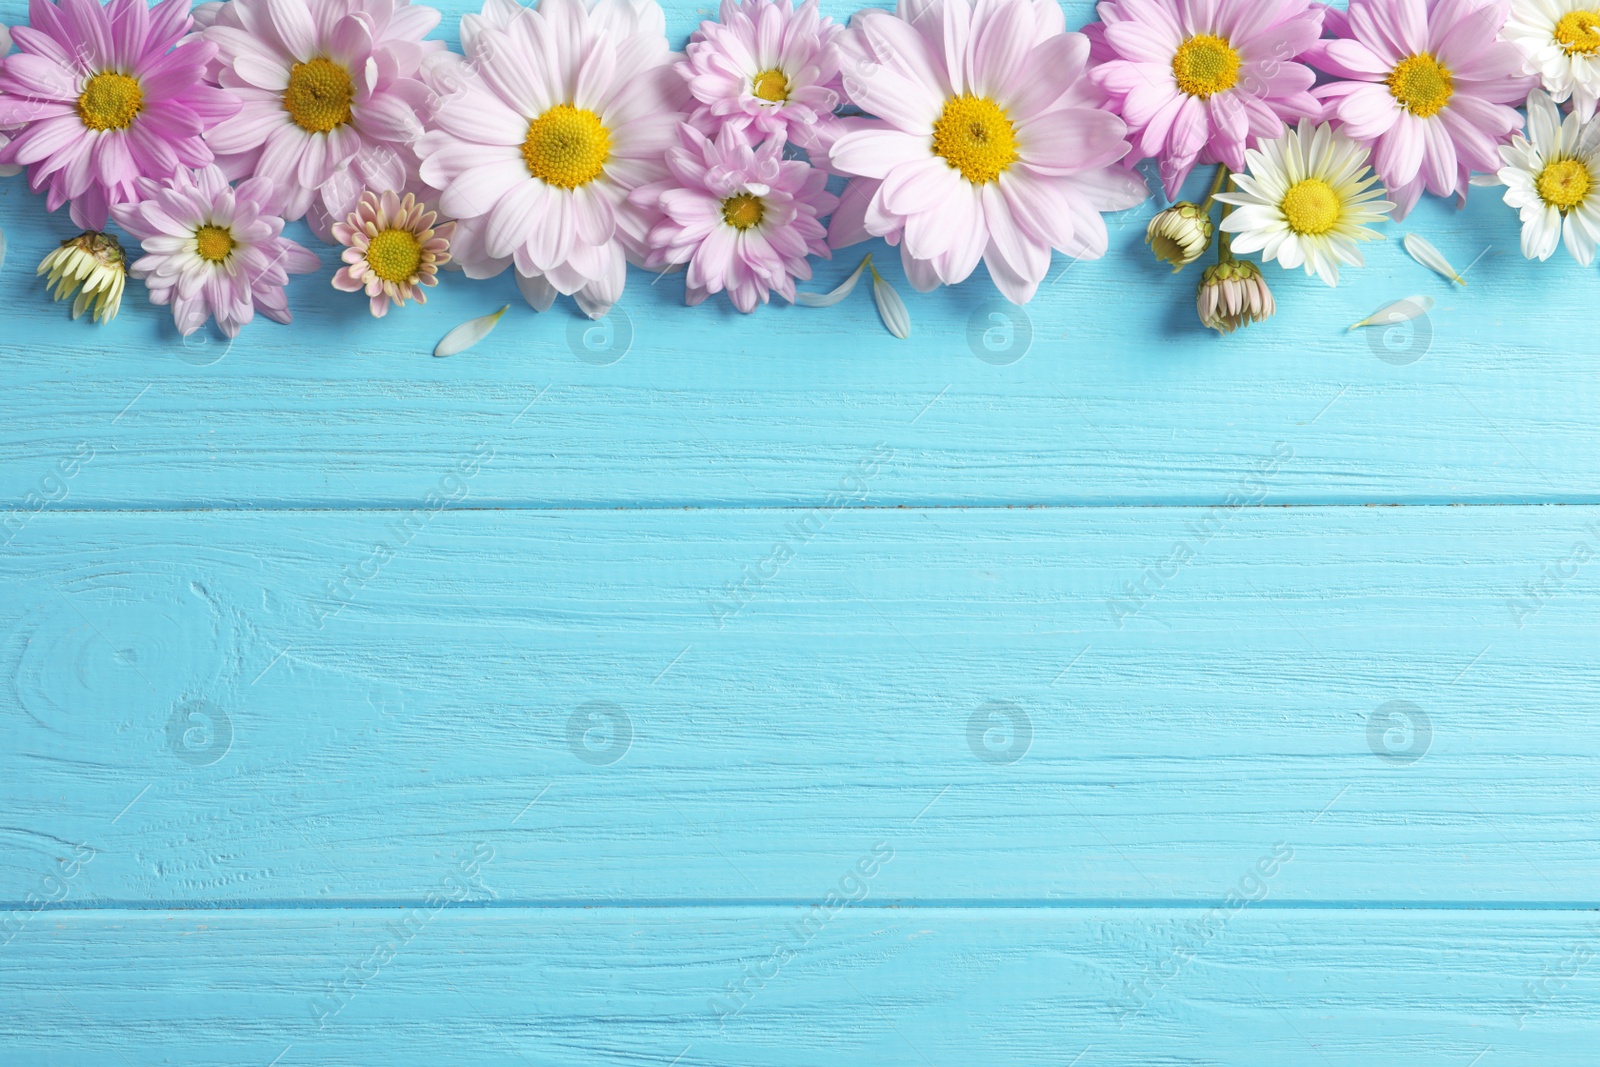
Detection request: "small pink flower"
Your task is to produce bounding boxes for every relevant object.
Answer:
[631,124,837,312]
[110,164,319,337]
[331,190,455,317]
[1087,0,1326,199]
[1306,0,1534,217]
[0,0,240,229]
[678,0,843,152]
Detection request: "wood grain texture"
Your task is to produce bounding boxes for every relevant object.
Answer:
[5,506,1598,903]
[3,908,1595,1066]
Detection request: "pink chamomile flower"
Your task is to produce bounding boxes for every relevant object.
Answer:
[678,0,843,152]
[416,0,688,320]
[827,0,1148,304]
[0,0,240,229]
[631,123,837,311]
[1087,0,1326,200]
[1306,0,1535,217]
[332,189,455,316]
[202,0,443,227]
[109,163,319,337]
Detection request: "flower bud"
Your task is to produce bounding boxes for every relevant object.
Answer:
[1146,202,1213,271]
[1197,259,1274,335]
[37,231,127,324]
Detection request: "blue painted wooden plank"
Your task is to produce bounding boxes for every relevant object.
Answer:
[1,907,1591,1066]
[0,1,1592,509]
[5,505,1598,903]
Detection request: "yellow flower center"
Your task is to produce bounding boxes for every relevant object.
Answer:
[366,228,425,282]
[77,72,143,131]
[1537,157,1593,211]
[1387,53,1453,117]
[1555,9,1600,55]
[1171,34,1241,98]
[751,68,790,102]
[932,94,1019,185]
[720,192,765,230]
[1280,178,1341,235]
[194,224,236,263]
[522,104,611,189]
[283,58,354,134]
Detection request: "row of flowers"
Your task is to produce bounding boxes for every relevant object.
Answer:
[2,0,1597,339]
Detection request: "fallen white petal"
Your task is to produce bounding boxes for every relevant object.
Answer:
[795,255,870,307]
[434,305,508,357]
[1349,295,1435,331]
[1403,233,1466,285]
[871,269,910,339]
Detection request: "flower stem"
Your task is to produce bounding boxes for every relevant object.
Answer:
[1200,164,1230,213]
[1216,200,1234,263]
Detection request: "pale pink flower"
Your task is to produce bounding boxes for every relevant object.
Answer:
[202,0,443,227]
[678,0,843,153]
[416,0,687,319]
[331,189,455,316]
[110,164,319,337]
[1306,0,1534,217]
[827,0,1147,304]
[1087,0,1325,199]
[0,0,239,229]
[631,124,836,311]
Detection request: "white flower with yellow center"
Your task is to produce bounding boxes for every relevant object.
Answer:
[1505,0,1600,120]
[1476,89,1600,263]
[1214,120,1395,287]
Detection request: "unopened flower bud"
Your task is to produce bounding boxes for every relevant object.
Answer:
[1197,259,1274,335]
[1146,202,1213,271]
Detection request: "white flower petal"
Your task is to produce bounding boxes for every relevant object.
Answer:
[1349,295,1434,331]
[434,305,510,356]
[1402,232,1466,285]
[871,267,910,339]
[796,254,871,307]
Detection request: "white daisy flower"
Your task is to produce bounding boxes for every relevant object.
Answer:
[1476,89,1600,263]
[1215,120,1395,287]
[1504,0,1600,121]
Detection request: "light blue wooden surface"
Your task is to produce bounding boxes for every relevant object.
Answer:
[3,0,1600,1062]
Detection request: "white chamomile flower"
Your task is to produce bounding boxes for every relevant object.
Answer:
[1215,120,1395,288]
[37,232,127,323]
[1504,0,1600,121]
[1477,89,1600,263]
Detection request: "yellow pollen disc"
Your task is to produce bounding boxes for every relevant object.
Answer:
[751,68,790,102]
[1556,10,1600,55]
[1537,157,1593,211]
[1387,53,1453,117]
[522,104,611,189]
[932,94,1019,185]
[77,72,143,131]
[1280,178,1341,236]
[1171,34,1241,98]
[720,192,765,230]
[194,224,235,263]
[283,58,354,134]
[366,229,425,282]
